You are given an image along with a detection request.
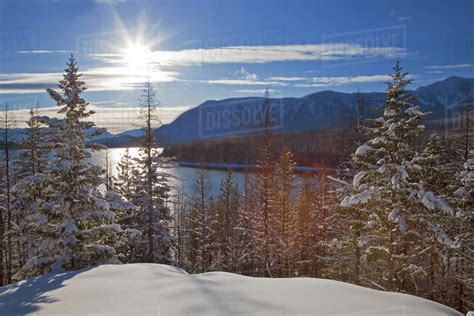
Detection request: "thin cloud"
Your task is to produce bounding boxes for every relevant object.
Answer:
[17,50,74,54]
[425,64,474,70]
[295,75,390,88]
[201,79,288,87]
[90,43,407,66]
[8,105,190,134]
[0,67,181,94]
[234,89,279,94]
[268,76,307,81]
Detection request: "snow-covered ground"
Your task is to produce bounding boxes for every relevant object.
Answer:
[0,264,461,315]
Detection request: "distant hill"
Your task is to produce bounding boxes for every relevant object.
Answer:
[155,76,474,143]
[3,76,473,146]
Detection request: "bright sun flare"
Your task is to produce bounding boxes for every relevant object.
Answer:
[123,43,152,67]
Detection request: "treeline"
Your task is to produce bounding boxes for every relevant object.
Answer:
[169,157,334,277]
[162,127,356,168]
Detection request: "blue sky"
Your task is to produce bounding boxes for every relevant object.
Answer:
[0,0,473,131]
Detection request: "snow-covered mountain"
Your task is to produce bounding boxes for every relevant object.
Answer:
[3,76,473,146]
[155,76,474,143]
[0,264,461,315]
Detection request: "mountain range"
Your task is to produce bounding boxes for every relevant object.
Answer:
[154,76,473,144]
[3,76,473,146]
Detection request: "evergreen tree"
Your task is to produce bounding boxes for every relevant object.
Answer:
[291,173,318,277]
[1,101,15,284]
[114,148,136,203]
[187,167,214,272]
[234,170,256,275]
[15,55,123,279]
[272,150,296,276]
[341,61,455,293]
[451,150,474,312]
[211,169,240,272]
[11,108,51,276]
[252,89,277,277]
[131,81,174,264]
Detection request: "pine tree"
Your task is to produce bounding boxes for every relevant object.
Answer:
[211,169,240,272]
[341,61,456,293]
[451,150,474,312]
[114,148,136,202]
[291,173,318,277]
[15,108,51,178]
[272,150,296,276]
[1,101,15,284]
[131,81,174,264]
[252,89,277,277]
[187,167,214,273]
[234,170,256,275]
[15,55,123,279]
[11,108,51,275]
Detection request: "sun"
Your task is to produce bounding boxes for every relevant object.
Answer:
[122,43,152,67]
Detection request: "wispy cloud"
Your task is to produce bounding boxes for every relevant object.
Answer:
[0,67,180,94]
[199,67,286,87]
[294,75,390,88]
[201,79,287,86]
[234,67,258,81]
[268,76,307,81]
[234,89,279,94]
[16,50,74,54]
[90,43,407,66]
[8,105,189,134]
[425,64,474,70]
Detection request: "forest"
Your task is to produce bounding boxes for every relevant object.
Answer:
[1,56,473,314]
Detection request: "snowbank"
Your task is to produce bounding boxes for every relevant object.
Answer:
[0,264,461,315]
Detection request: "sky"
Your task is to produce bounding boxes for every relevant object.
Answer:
[0,0,473,132]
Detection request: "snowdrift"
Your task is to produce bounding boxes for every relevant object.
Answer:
[0,264,461,315]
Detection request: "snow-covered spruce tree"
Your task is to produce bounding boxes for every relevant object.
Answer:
[341,61,456,293]
[187,167,214,273]
[291,172,319,277]
[114,148,136,203]
[324,170,370,285]
[272,150,296,277]
[172,185,189,269]
[15,55,124,279]
[14,108,51,178]
[130,81,174,264]
[412,132,472,302]
[11,109,51,273]
[252,89,277,277]
[451,150,474,312]
[234,170,257,275]
[210,168,240,272]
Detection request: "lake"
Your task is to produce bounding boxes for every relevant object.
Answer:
[91,148,250,198]
[10,147,323,199]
